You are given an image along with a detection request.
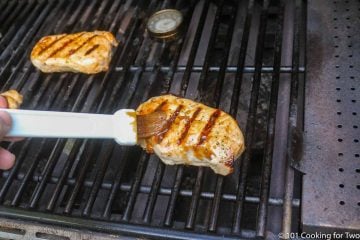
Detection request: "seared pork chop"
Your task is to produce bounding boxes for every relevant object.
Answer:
[31,31,118,74]
[136,95,245,175]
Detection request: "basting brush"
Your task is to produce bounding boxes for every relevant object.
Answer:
[3,109,167,145]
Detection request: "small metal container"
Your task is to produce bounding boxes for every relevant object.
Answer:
[147,9,183,41]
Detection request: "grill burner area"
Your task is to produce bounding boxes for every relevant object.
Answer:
[0,0,306,239]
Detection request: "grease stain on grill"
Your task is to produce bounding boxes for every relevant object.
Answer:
[0,226,25,236]
[35,232,70,240]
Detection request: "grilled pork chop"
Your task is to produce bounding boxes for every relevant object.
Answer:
[136,95,245,175]
[31,31,118,74]
[0,90,23,109]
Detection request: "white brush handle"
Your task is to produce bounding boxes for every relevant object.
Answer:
[3,109,137,145]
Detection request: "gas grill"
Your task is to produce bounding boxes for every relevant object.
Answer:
[0,0,358,239]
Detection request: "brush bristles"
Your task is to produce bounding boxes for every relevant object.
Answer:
[137,111,167,139]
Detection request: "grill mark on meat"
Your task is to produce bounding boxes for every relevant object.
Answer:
[156,105,183,143]
[67,35,98,56]
[155,100,168,111]
[138,100,167,116]
[48,33,85,58]
[38,35,67,55]
[177,107,202,145]
[198,109,221,145]
[85,44,100,55]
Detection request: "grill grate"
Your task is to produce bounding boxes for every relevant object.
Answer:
[0,0,305,239]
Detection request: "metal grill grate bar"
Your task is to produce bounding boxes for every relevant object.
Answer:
[63,141,94,214]
[0,140,31,203]
[208,0,246,232]
[62,7,143,215]
[0,0,16,25]
[0,171,301,206]
[255,4,283,236]
[122,154,148,221]
[142,161,165,223]
[1,1,27,35]
[0,0,51,86]
[232,0,267,233]
[282,0,306,234]
[83,142,115,216]
[117,65,305,73]
[265,0,297,235]
[46,140,84,211]
[102,147,129,219]
[185,1,223,229]
[163,0,210,226]
[11,139,47,206]
[29,140,67,208]
[6,0,104,208]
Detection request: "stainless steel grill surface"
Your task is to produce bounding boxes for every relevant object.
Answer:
[0,0,335,239]
[303,0,360,234]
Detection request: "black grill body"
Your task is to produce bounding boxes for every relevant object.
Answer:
[0,0,355,239]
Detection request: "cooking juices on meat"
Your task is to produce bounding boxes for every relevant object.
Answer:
[136,95,245,175]
[30,31,118,74]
